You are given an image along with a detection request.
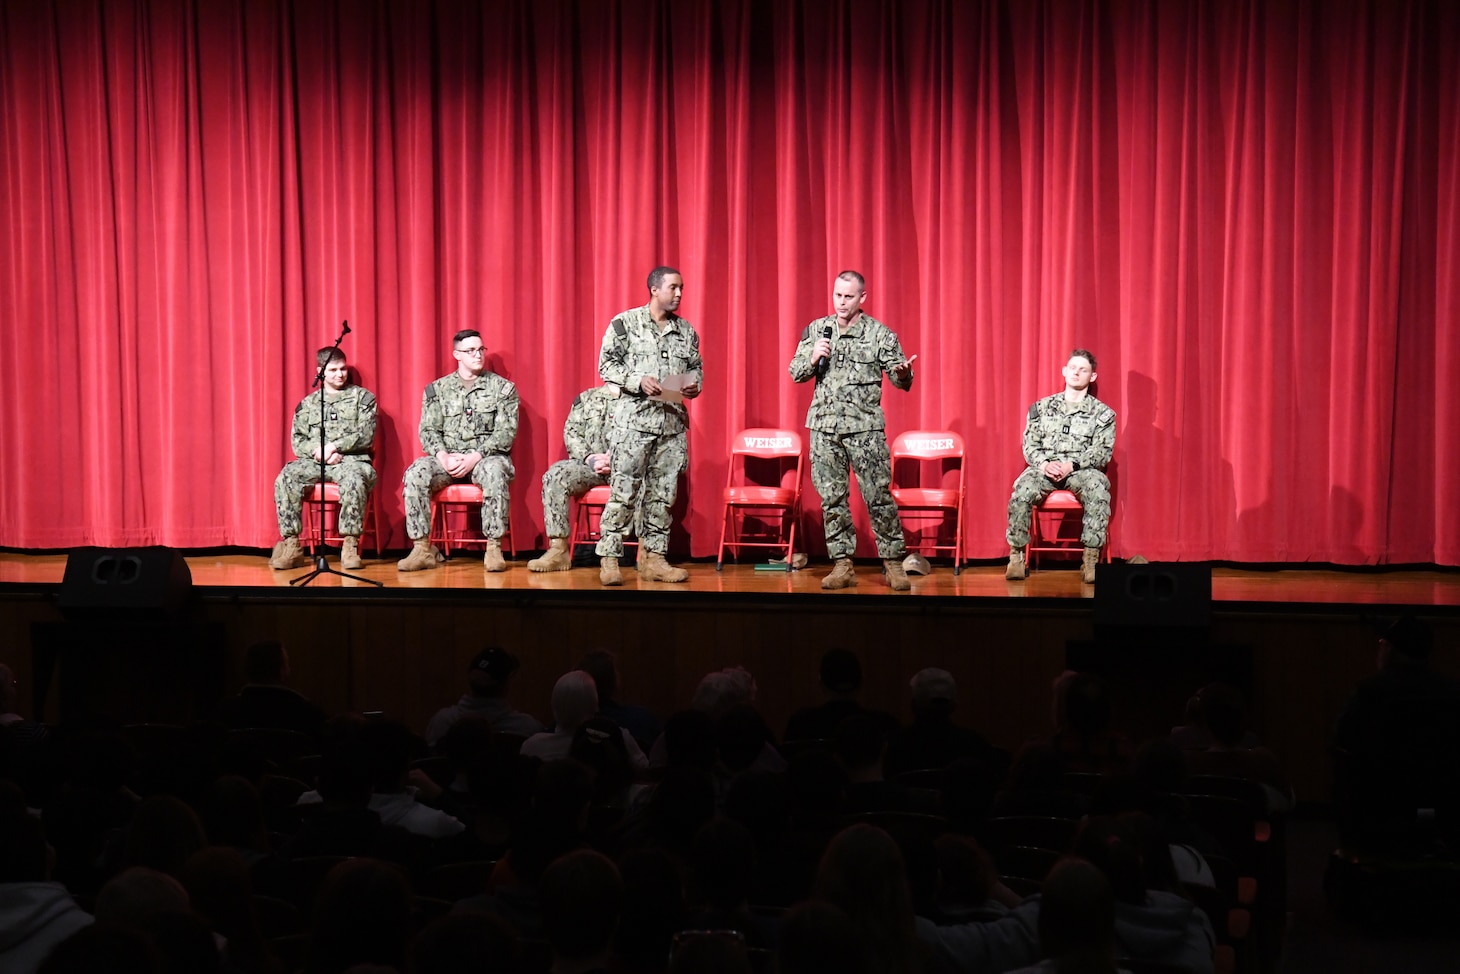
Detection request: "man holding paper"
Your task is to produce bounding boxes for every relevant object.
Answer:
[789,270,916,591]
[593,266,704,585]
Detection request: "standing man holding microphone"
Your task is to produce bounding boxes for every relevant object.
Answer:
[789,270,917,591]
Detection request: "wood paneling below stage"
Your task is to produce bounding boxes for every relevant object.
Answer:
[2,552,1458,803]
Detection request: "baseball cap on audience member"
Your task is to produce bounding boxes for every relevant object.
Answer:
[470,647,520,680]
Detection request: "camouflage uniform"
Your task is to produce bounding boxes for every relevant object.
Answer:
[594,305,703,558]
[403,372,519,541]
[540,384,618,537]
[789,313,911,560]
[1006,393,1116,548]
[274,385,378,537]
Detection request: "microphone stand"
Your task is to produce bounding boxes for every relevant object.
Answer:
[292,321,383,587]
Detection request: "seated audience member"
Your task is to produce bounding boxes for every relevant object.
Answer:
[1050,672,1132,775]
[1074,814,1215,974]
[994,743,1088,819]
[885,668,1000,778]
[218,640,328,739]
[538,850,623,974]
[784,649,900,744]
[409,912,521,974]
[816,824,932,974]
[835,713,937,814]
[119,795,210,878]
[577,649,663,753]
[932,834,1015,924]
[1333,616,1460,850]
[178,846,284,974]
[199,776,273,865]
[0,661,50,751]
[648,665,765,769]
[455,760,593,940]
[0,809,94,974]
[297,718,464,840]
[1006,858,1125,974]
[302,858,414,974]
[1182,684,1294,812]
[42,731,143,898]
[523,671,648,769]
[1171,683,1261,751]
[715,704,786,781]
[426,647,543,747]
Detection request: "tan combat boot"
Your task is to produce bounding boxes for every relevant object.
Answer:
[1081,547,1100,584]
[884,558,911,591]
[483,538,507,572]
[639,551,689,583]
[527,538,573,573]
[397,538,440,572]
[341,536,364,570]
[269,536,310,570]
[1005,546,1028,580]
[821,557,857,590]
[600,556,623,586]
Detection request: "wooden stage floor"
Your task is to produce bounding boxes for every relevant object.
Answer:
[4,550,1459,610]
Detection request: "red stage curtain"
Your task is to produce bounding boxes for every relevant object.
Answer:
[2,0,1456,564]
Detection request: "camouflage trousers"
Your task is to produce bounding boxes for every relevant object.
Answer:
[541,459,609,538]
[596,427,686,557]
[810,429,907,560]
[274,458,377,537]
[1006,466,1111,549]
[403,454,515,542]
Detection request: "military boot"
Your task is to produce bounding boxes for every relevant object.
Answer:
[1004,546,1028,580]
[528,538,573,572]
[397,538,440,572]
[269,536,310,570]
[600,556,623,586]
[639,551,689,583]
[821,558,858,590]
[341,536,364,570]
[884,558,911,591]
[484,538,507,572]
[1081,547,1100,584]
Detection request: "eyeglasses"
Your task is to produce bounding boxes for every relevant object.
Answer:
[455,346,487,357]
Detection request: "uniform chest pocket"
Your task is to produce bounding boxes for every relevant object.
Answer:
[1068,415,1095,437]
[843,345,883,384]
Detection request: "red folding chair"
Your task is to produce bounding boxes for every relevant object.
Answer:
[716,428,803,570]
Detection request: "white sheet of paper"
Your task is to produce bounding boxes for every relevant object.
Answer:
[649,372,693,403]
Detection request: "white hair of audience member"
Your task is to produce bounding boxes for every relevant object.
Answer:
[692,665,757,718]
[551,670,600,733]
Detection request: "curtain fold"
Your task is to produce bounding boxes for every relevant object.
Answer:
[2,0,1455,564]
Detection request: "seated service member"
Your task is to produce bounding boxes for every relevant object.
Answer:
[527,383,621,572]
[788,270,916,591]
[270,347,378,570]
[1005,348,1115,584]
[397,329,519,572]
[594,266,703,586]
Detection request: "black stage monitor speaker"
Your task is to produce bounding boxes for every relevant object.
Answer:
[59,546,193,616]
[1093,562,1211,632]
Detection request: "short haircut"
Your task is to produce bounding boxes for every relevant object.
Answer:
[835,269,866,291]
[315,346,346,369]
[453,328,481,347]
[647,266,681,291]
[243,640,286,684]
[1036,857,1116,960]
[1069,348,1098,370]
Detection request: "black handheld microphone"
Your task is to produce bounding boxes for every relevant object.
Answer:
[814,324,833,379]
[341,319,351,335]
